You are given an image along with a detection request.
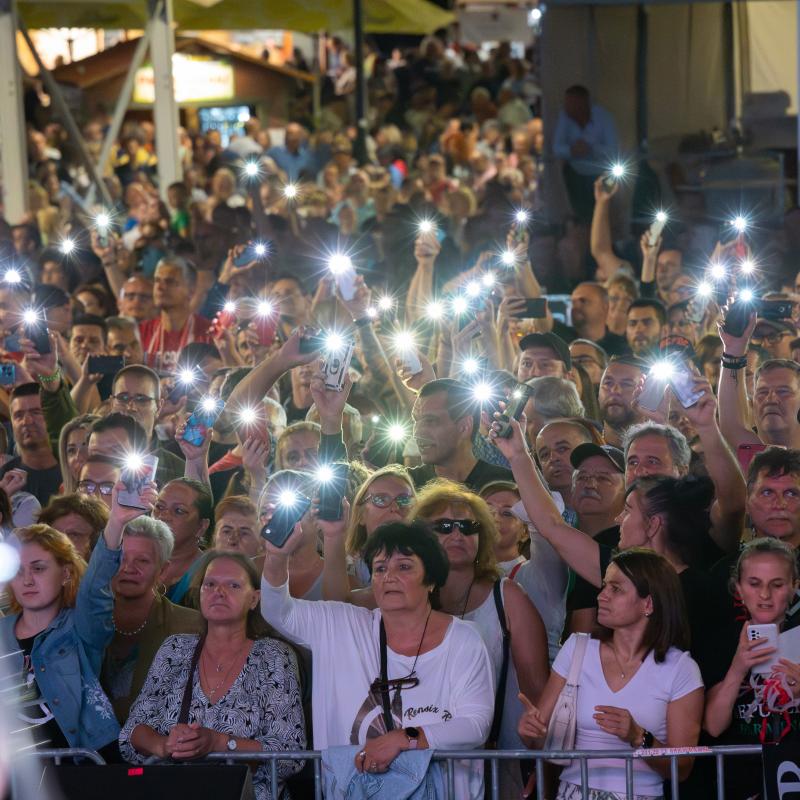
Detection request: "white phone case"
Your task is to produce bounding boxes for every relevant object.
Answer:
[749,623,780,675]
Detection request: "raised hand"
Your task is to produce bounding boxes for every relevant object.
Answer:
[518,693,546,742]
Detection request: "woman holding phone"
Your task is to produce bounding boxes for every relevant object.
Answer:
[703,538,800,799]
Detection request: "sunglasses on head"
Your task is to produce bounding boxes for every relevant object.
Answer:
[431,518,480,535]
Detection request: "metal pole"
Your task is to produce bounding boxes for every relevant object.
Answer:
[635,4,648,149]
[0,0,28,224]
[797,0,800,204]
[147,0,181,196]
[18,20,113,207]
[352,0,368,165]
[87,27,151,206]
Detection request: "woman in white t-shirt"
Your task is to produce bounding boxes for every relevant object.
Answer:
[261,519,494,799]
[518,549,704,800]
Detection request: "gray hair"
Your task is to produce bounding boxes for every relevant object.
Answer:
[305,402,363,444]
[124,516,174,564]
[526,377,584,421]
[106,315,141,342]
[622,422,691,472]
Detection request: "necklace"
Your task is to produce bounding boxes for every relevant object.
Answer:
[112,613,148,637]
[608,642,641,679]
[408,607,432,676]
[459,577,476,619]
[200,641,250,698]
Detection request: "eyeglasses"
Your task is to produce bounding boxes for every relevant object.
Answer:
[370,674,420,695]
[572,355,603,370]
[77,480,114,496]
[112,392,155,407]
[361,493,414,509]
[431,518,481,535]
[752,332,791,346]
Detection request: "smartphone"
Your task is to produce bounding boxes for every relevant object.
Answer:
[495,384,534,439]
[511,298,548,319]
[760,300,794,322]
[687,295,709,325]
[87,355,124,376]
[182,402,223,447]
[97,228,110,249]
[669,361,705,409]
[317,462,349,522]
[0,364,15,386]
[737,443,767,473]
[637,372,666,412]
[118,454,159,509]
[261,495,312,548]
[334,264,358,302]
[722,299,754,338]
[25,325,50,355]
[254,313,279,347]
[233,244,266,267]
[748,623,780,675]
[167,380,190,405]
[322,339,355,392]
[3,335,20,354]
[299,331,326,354]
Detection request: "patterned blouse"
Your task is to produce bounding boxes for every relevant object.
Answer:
[119,634,306,800]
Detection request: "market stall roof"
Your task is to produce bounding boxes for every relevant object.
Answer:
[18,0,454,33]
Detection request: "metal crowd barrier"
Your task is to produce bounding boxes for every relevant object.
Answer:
[207,743,764,800]
[30,748,107,765]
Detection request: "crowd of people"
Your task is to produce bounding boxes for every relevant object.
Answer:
[4,29,800,800]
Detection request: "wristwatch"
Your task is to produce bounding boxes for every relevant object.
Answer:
[404,727,420,750]
[227,737,238,751]
[639,729,654,749]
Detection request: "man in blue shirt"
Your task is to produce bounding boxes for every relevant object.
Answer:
[267,122,322,182]
[553,85,619,223]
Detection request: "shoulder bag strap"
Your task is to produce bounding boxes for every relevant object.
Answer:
[487,578,511,747]
[378,619,395,732]
[178,634,205,725]
[566,632,590,688]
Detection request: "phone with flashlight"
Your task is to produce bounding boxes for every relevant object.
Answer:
[261,496,312,548]
[168,380,190,405]
[88,355,124,376]
[254,313,279,347]
[637,371,667,413]
[0,364,15,386]
[233,244,265,267]
[760,300,794,321]
[97,228,110,249]
[748,623,780,675]
[511,298,548,319]
[669,361,705,409]
[334,264,357,302]
[182,402,223,447]
[322,339,355,392]
[494,384,534,439]
[299,331,327,354]
[3,335,21,354]
[118,454,159,509]
[25,325,51,355]
[317,462,349,521]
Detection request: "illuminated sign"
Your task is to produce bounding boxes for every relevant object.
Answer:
[133,54,235,104]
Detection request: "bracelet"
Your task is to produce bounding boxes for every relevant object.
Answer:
[37,367,62,384]
[721,354,747,371]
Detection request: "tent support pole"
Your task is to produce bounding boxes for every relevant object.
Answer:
[635,5,647,149]
[797,0,800,203]
[722,1,735,130]
[18,19,113,207]
[147,0,181,196]
[0,0,28,224]
[353,0,368,165]
[87,27,151,206]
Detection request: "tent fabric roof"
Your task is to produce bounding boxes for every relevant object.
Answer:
[18,0,455,34]
[49,34,314,88]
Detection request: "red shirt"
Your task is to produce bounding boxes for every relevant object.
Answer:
[139,314,212,372]
[208,451,243,475]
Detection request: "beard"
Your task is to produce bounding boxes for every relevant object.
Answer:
[601,402,637,430]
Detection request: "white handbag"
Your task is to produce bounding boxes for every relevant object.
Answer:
[543,633,590,766]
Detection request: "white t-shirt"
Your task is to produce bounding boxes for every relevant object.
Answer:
[261,579,495,799]
[552,634,703,797]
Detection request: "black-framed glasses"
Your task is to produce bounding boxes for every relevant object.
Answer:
[111,392,155,407]
[77,480,114,496]
[361,492,414,509]
[431,518,481,535]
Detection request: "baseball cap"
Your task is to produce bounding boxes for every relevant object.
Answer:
[570,442,625,474]
[518,332,572,369]
[753,318,797,337]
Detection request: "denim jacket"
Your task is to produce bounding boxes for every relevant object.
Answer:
[0,536,121,749]
[322,745,445,800]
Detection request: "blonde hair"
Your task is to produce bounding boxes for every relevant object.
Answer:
[9,525,87,612]
[410,479,501,582]
[345,465,415,557]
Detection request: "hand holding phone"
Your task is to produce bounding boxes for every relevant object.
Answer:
[261,494,312,548]
[316,463,349,521]
[494,384,534,439]
[748,623,780,675]
[87,355,124,376]
[118,455,159,510]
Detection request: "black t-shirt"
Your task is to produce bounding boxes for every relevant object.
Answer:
[0,457,62,506]
[16,635,68,749]
[407,459,514,493]
[567,525,620,612]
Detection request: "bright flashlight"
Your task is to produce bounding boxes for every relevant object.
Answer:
[324,332,346,352]
[3,269,21,284]
[238,407,258,425]
[466,281,482,298]
[418,219,435,235]
[452,297,469,316]
[22,309,39,326]
[473,381,493,402]
[611,163,625,178]
[426,300,444,321]
[224,301,237,314]
[283,183,298,199]
[394,331,416,352]
[482,272,496,288]
[95,212,111,230]
[378,296,394,311]
[739,288,755,303]
[463,358,479,375]
[0,542,20,583]
[278,489,299,508]
[316,465,334,483]
[651,361,674,381]
[366,306,378,319]
[732,215,748,234]
[179,368,196,386]
[201,396,220,413]
[257,300,274,317]
[655,211,668,224]
[60,238,75,255]
[511,387,524,400]
[125,453,144,472]
[697,282,713,297]
[387,424,407,443]
[244,161,260,178]
[515,209,529,225]
[710,262,726,281]
[254,243,268,258]
[328,253,352,275]
[740,259,755,275]
[501,249,516,267]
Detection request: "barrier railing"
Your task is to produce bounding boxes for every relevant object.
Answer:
[206,743,764,800]
[29,748,107,765]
